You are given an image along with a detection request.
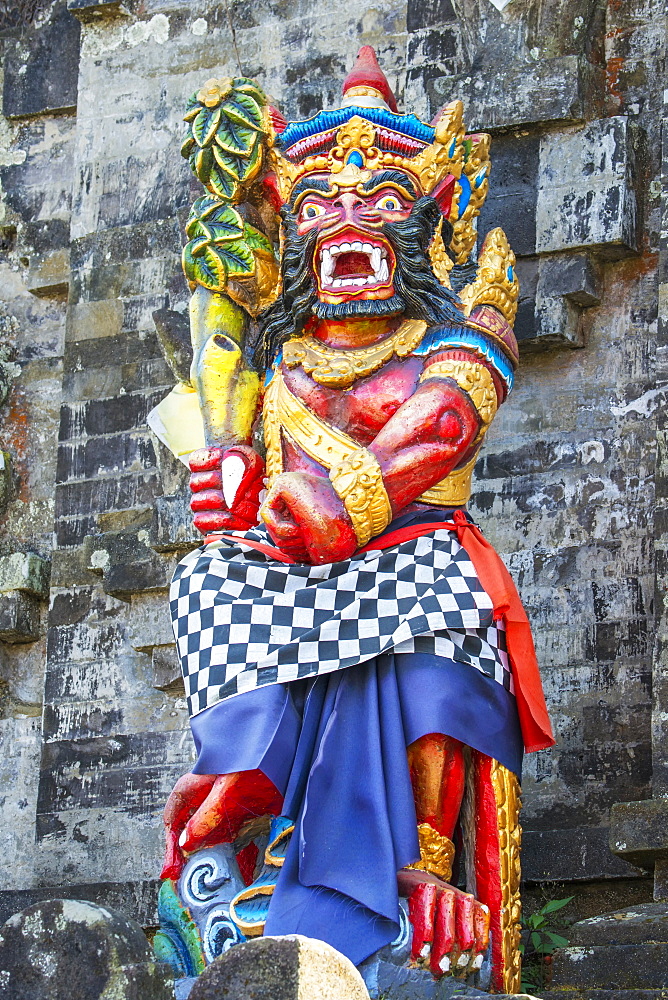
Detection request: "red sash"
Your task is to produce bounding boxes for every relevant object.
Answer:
[205,511,555,754]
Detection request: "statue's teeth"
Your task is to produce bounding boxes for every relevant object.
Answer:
[371,247,381,272]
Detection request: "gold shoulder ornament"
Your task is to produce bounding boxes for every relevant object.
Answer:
[458,228,519,326]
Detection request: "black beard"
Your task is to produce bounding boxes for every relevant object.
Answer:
[255,197,464,370]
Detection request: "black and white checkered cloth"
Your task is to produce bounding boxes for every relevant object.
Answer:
[171,525,512,717]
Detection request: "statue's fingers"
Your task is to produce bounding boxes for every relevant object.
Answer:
[474,901,491,952]
[189,447,226,472]
[179,773,237,853]
[455,892,476,952]
[191,489,227,513]
[408,882,437,963]
[430,887,456,976]
[190,469,222,492]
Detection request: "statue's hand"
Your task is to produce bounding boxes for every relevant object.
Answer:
[189,445,265,535]
[160,769,282,882]
[260,471,358,564]
[399,870,490,979]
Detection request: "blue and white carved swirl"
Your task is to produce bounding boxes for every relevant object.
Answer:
[180,850,235,907]
[203,906,245,963]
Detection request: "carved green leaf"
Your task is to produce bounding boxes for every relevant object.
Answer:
[212,143,246,180]
[243,223,274,257]
[234,79,267,105]
[181,135,196,159]
[193,146,214,186]
[221,92,264,132]
[214,116,258,158]
[216,239,255,277]
[207,164,238,201]
[183,95,201,122]
[192,107,222,147]
[183,243,227,292]
[186,200,244,241]
[187,236,210,257]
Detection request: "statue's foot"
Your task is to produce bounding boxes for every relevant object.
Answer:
[228,816,294,937]
[398,869,490,980]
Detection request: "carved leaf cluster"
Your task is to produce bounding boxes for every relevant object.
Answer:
[181,79,277,300]
[181,78,266,202]
[182,196,273,294]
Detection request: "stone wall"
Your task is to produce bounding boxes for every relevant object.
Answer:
[0,0,664,927]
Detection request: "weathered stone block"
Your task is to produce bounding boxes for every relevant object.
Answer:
[0,898,173,999]
[2,3,80,119]
[151,644,181,692]
[479,133,540,258]
[551,942,668,989]
[522,826,644,881]
[0,452,11,512]
[188,935,369,1000]
[26,249,70,298]
[0,591,41,644]
[65,298,124,343]
[515,254,601,351]
[610,799,668,868]
[0,553,50,598]
[67,0,134,19]
[536,117,638,258]
[541,253,602,307]
[428,56,593,132]
[84,515,171,597]
[151,494,200,553]
[568,903,668,947]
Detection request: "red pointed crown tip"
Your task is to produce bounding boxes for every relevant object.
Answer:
[342,46,398,112]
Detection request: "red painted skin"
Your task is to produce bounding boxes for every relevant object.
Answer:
[164,170,499,977]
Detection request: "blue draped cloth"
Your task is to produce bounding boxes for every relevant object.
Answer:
[189,651,522,965]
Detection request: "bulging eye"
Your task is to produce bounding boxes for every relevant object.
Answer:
[300,202,326,221]
[376,194,402,211]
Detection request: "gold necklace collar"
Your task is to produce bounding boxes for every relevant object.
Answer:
[282,319,427,389]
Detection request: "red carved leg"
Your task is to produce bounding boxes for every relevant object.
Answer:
[471,751,522,994]
[403,734,490,978]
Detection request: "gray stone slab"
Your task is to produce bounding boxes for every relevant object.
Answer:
[0,590,41,643]
[428,56,591,132]
[522,827,646,882]
[610,799,668,867]
[569,903,668,947]
[2,3,80,119]
[0,552,50,598]
[551,942,668,989]
[536,117,638,258]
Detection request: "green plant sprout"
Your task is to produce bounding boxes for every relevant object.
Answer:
[520,895,573,992]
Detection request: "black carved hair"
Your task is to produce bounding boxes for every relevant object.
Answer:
[255,196,464,371]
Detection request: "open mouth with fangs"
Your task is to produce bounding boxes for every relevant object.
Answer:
[316,234,393,294]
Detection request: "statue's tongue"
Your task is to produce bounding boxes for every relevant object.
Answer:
[334,251,373,278]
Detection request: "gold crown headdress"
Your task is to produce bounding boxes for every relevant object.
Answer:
[265,46,490,266]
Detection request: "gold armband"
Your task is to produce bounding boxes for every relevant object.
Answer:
[406,823,455,882]
[329,448,392,547]
[420,358,498,429]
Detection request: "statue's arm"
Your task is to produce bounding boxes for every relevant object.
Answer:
[366,374,483,512]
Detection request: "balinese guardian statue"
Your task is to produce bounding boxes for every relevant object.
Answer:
[151,47,554,995]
